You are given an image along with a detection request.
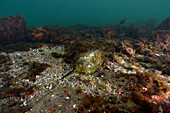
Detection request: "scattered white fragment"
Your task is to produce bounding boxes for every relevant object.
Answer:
[23,101,27,106]
[66,96,69,99]
[49,84,52,89]
[73,104,76,108]
[155,53,160,56]
[58,105,62,107]
[30,95,34,99]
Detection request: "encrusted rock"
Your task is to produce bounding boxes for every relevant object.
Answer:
[0,14,26,45]
[156,17,170,30]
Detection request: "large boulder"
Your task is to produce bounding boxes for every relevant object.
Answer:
[0,14,26,45]
[156,17,170,30]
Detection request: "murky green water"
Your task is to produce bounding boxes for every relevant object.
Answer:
[0,0,170,27]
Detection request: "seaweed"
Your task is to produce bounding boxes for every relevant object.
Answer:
[8,106,32,113]
[78,95,122,113]
[125,71,170,112]
[24,62,51,82]
[51,52,65,58]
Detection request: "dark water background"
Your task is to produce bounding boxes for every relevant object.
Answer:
[0,0,170,27]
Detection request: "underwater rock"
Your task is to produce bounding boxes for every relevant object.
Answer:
[100,25,117,38]
[151,30,170,52]
[126,70,170,113]
[0,14,26,45]
[30,26,72,43]
[125,24,146,38]
[156,17,170,30]
[30,25,53,43]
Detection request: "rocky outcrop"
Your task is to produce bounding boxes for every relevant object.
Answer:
[156,17,170,30]
[0,14,26,45]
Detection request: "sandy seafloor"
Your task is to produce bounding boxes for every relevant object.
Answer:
[0,43,169,113]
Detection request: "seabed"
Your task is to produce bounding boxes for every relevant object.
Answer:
[0,17,170,113]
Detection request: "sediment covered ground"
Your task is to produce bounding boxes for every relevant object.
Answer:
[0,16,170,113]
